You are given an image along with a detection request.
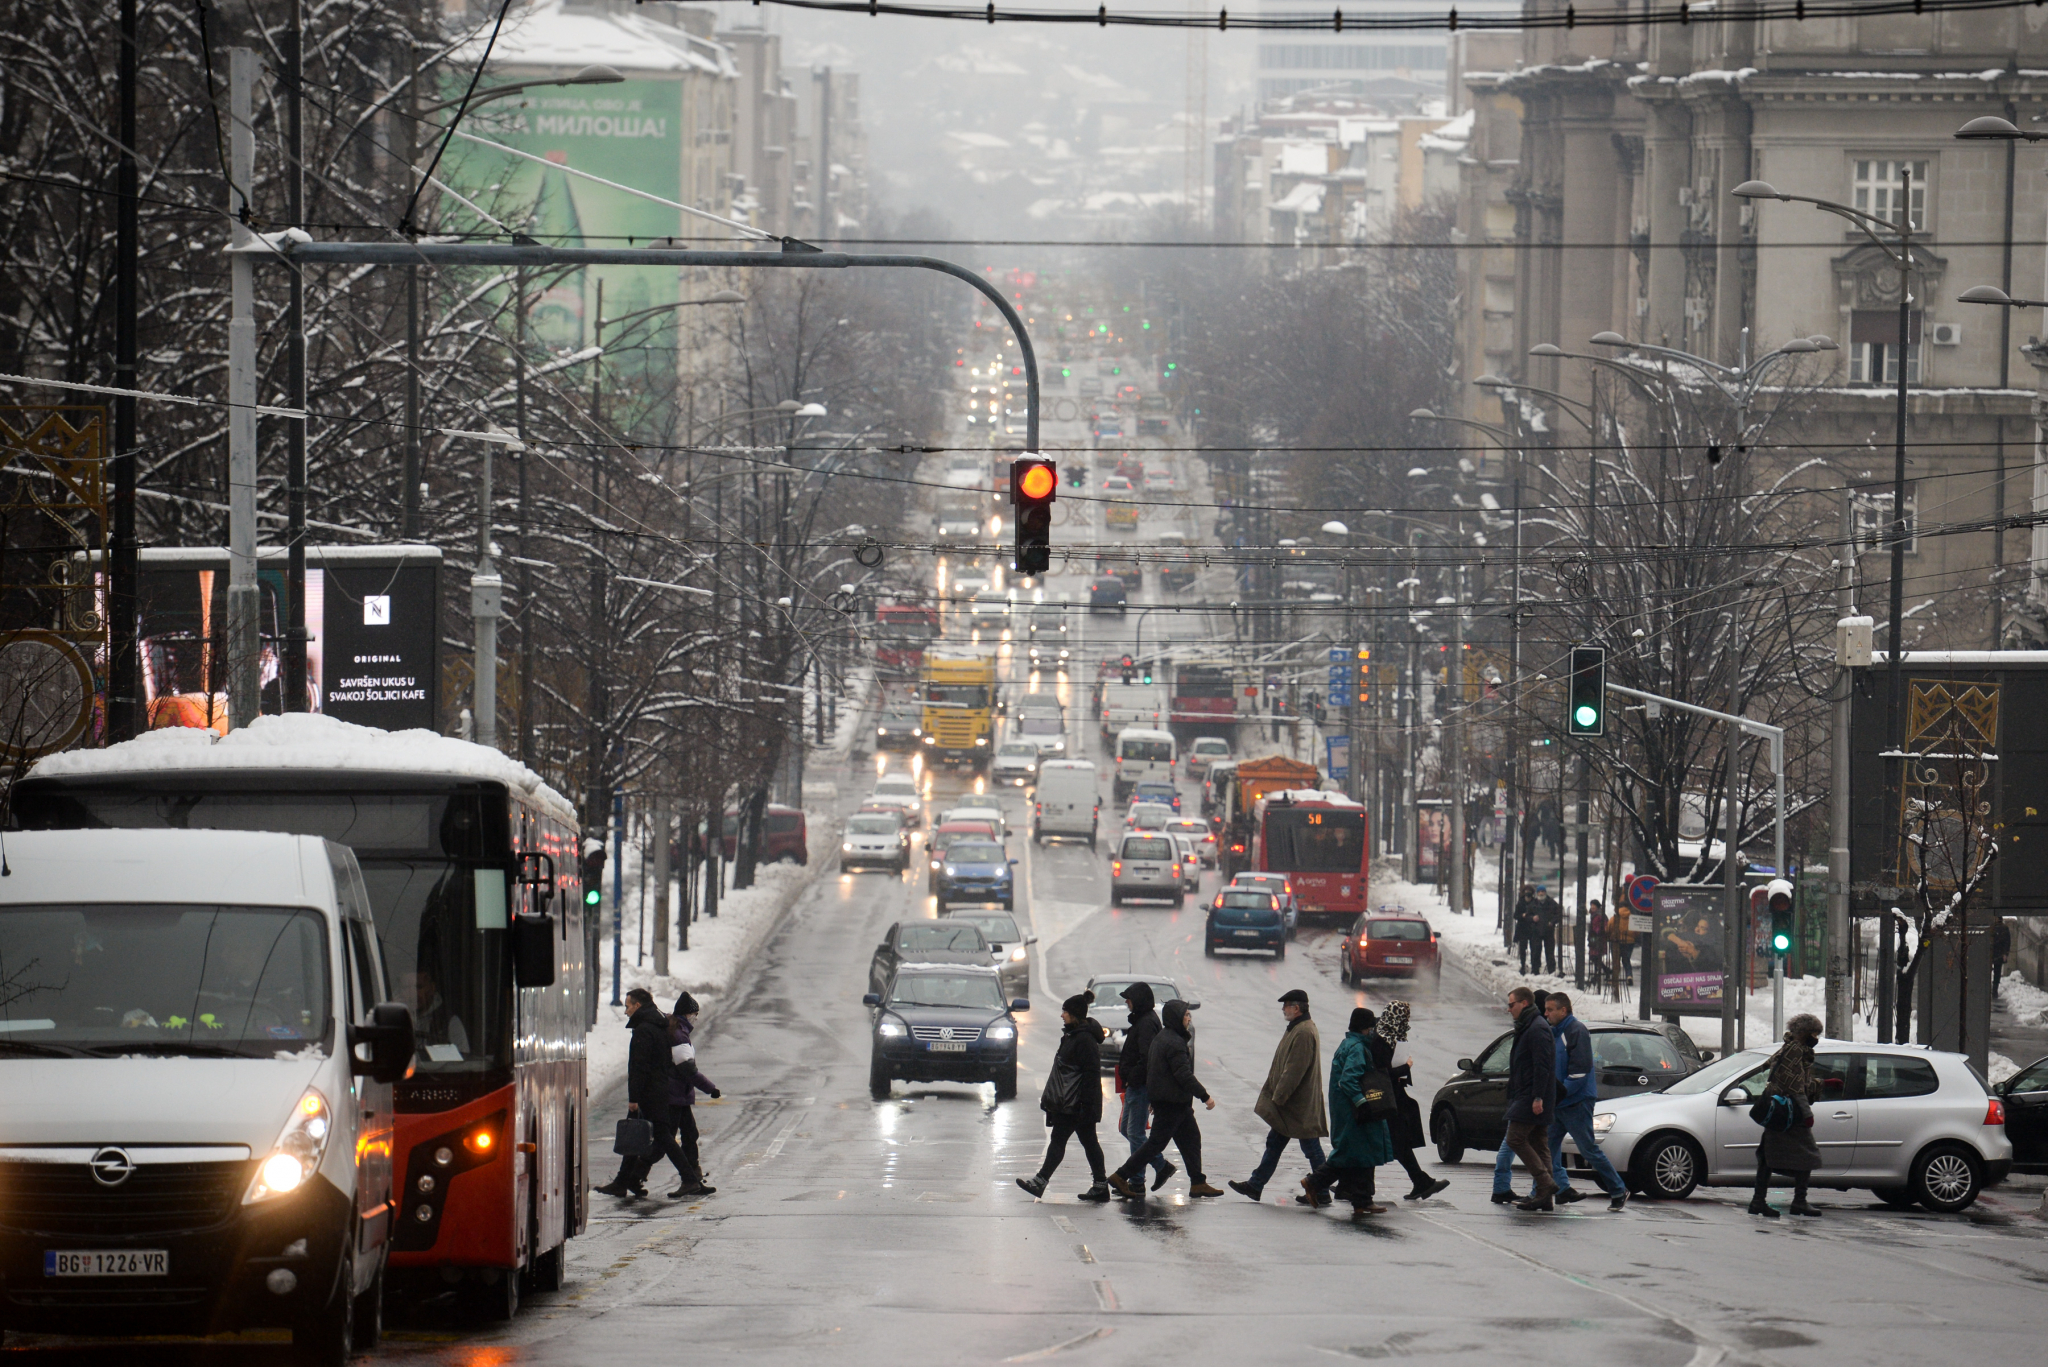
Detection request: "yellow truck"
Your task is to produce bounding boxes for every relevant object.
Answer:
[921,651,999,769]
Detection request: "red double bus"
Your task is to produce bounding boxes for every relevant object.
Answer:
[1250,789,1370,924]
[15,740,591,1320]
[875,602,941,676]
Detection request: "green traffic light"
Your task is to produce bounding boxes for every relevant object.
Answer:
[584,888,602,906]
[1573,703,1599,728]
[1771,931,1792,953]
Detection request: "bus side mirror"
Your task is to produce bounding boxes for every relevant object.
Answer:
[512,913,558,987]
[350,1002,416,1084]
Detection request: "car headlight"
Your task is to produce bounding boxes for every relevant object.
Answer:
[1591,1112,1616,1136]
[944,866,959,877]
[1009,946,1027,962]
[877,1018,908,1038]
[843,841,854,851]
[244,1086,332,1204]
[984,1023,1016,1040]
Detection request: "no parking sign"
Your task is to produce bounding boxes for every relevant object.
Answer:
[1625,873,1659,915]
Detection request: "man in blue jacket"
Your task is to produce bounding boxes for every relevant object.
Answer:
[1542,992,1628,1211]
[1502,985,1559,1211]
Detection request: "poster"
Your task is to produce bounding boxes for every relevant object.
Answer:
[1651,884,1727,1014]
[135,546,441,733]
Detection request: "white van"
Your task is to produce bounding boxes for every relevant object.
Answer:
[1113,728,1177,803]
[0,829,416,1361]
[1033,760,1101,848]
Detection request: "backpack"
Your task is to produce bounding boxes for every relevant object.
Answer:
[1748,1092,1798,1133]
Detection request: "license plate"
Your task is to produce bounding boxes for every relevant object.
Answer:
[928,1041,967,1053]
[46,1250,168,1277]
[1385,955,1414,964]
[1234,929,1261,938]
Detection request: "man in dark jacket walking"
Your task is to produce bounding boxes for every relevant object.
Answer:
[1502,985,1559,1210]
[1542,992,1625,1210]
[598,988,694,1197]
[1107,1000,1222,1199]
[1115,982,1174,1189]
[1229,989,1328,1201]
[1019,992,1112,1202]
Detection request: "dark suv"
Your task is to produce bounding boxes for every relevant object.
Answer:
[1427,1021,1707,1163]
[864,965,1028,1101]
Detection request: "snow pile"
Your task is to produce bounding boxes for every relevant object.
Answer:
[1999,972,2048,1030]
[33,713,577,824]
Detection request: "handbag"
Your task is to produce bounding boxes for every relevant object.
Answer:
[1748,1093,1797,1133]
[613,1116,654,1156]
[1041,1062,1087,1117]
[1352,1067,1399,1123]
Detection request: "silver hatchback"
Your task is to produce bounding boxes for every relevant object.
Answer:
[1577,1040,2013,1212]
[1110,833,1183,907]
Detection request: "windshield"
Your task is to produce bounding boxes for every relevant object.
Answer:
[926,685,991,708]
[898,923,987,953]
[1369,920,1431,941]
[1120,739,1173,762]
[0,904,331,1058]
[1130,805,1173,826]
[948,914,1020,942]
[1661,1049,1769,1095]
[361,862,510,1072]
[847,816,900,836]
[946,842,1005,864]
[998,744,1037,758]
[1122,837,1174,860]
[1020,717,1063,734]
[1593,1031,1687,1075]
[874,778,917,797]
[1219,892,1277,910]
[888,975,1007,1010]
[1262,808,1366,873]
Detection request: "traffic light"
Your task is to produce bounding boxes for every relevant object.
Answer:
[1141,662,1153,685]
[580,844,606,908]
[1120,655,1135,685]
[1010,456,1057,575]
[1767,879,1794,957]
[1566,645,1606,737]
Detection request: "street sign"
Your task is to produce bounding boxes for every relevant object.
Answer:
[1328,648,1346,663]
[1328,666,1347,685]
[1625,873,1659,914]
[1493,780,1507,817]
[1326,735,1349,782]
[1328,692,1351,710]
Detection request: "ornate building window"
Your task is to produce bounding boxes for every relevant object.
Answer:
[1851,159,1929,232]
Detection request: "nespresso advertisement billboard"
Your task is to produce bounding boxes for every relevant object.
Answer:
[135,546,441,733]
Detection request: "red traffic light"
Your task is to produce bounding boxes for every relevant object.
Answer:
[1017,462,1057,501]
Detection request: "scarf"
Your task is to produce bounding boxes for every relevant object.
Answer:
[1376,1000,1411,1044]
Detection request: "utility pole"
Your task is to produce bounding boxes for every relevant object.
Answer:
[515,269,534,768]
[225,49,261,729]
[651,796,671,978]
[1828,494,1865,1038]
[108,0,140,743]
[400,40,423,540]
[587,279,610,834]
[1449,577,1467,917]
[282,0,309,711]
[472,432,505,750]
[1721,613,1744,1057]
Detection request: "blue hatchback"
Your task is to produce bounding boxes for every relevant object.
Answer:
[934,839,1016,911]
[1132,781,1181,813]
[1205,889,1286,959]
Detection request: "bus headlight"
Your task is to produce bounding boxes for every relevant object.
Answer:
[244,1087,332,1204]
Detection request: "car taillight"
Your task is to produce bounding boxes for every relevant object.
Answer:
[1112,861,1122,875]
[1985,1098,2006,1126]
[1360,937,1370,948]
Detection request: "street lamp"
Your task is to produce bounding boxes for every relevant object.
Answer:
[419,64,625,116]
[1735,172,1919,1043]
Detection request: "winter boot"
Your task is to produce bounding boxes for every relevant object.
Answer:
[1406,1178,1451,1202]
[1490,1190,1519,1205]
[1554,1187,1586,1205]
[1151,1160,1178,1192]
[1789,1198,1822,1217]
[1226,1179,1263,1202]
[1016,1175,1048,1198]
[1078,1181,1112,1203]
[1188,1181,1225,1198]
[1298,1177,1333,1208]
[594,1179,633,1198]
[1106,1172,1145,1200]
[1746,1197,1781,1218]
[1515,1191,1555,1212]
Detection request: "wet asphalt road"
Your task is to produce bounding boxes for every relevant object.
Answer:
[10,475,2048,1366]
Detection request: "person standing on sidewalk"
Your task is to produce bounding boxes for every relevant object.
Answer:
[1299,1007,1395,1214]
[1585,900,1609,989]
[1019,992,1111,1202]
[1114,981,1174,1190]
[1536,886,1563,975]
[1514,885,1542,973]
[1610,903,1635,985]
[1541,992,1626,1211]
[1107,1000,1222,1199]
[1228,989,1328,1202]
[1503,985,1559,1211]
[665,992,718,1198]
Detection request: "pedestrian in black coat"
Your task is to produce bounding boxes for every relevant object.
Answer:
[1749,1013,1825,1219]
[1513,886,1544,973]
[1019,993,1112,1202]
[661,992,719,1198]
[1501,985,1559,1210]
[1115,981,1173,1187]
[599,988,695,1198]
[1108,1000,1222,1199]
[1370,1003,1448,1201]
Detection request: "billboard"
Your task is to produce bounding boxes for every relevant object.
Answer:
[135,546,441,733]
[1650,883,1727,1015]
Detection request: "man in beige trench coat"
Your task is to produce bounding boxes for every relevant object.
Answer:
[1228,988,1330,1201]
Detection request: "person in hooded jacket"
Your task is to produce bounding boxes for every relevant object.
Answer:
[1228,988,1328,1201]
[1019,992,1112,1202]
[1107,1000,1222,1199]
[1502,985,1559,1211]
[1299,1007,1396,1213]
[1749,1013,1825,1218]
[597,988,694,1197]
[663,991,719,1198]
[1115,981,1175,1190]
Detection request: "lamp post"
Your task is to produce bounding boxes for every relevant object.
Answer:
[468,427,522,751]
[1735,175,1918,1042]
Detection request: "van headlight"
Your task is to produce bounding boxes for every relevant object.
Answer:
[877,1018,908,1038]
[244,1086,332,1204]
[1591,1112,1616,1136]
[984,1023,1016,1041]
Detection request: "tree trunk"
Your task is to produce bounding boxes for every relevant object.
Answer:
[732,785,768,891]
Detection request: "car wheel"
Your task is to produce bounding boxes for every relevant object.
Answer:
[1338,957,1351,985]
[993,1065,1019,1101]
[1204,939,1216,957]
[869,1056,891,1101]
[351,1252,385,1351]
[1910,1143,1983,1213]
[1172,894,1185,909]
[1629,1132,1702,1200]
[1433,1109,1465,1165]
[1871,1184,1918,1209]
[1275,941,1287,961]
[839,863,850,874]
[1110,891,1122,907]
[1001,899,1014,911]
[292,1241,354,1367]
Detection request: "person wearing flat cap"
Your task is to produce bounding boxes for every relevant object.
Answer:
[1227,988,1328,1202]
[1018,992,1112,1202]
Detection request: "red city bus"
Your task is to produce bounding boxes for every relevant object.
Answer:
[15,737,591,1319]
[1250,789,1370,924]
[1170,660,1237,730]
[875,602,941,676]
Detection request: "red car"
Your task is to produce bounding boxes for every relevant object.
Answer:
[1340,910,1441,984]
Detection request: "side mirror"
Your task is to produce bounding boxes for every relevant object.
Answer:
[1456,1058,1476,1073]
[862,993,881,1007]
[349,1002,416,1084]
[1698,1049,1718,1063]
[1722,1086,1751,1106]
[1010,999,1031,1013]
[1025,933,1039,945]
[512,913,558,986]
[516,851,555,896]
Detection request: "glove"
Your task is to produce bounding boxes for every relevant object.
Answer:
[709,1087,722,1100]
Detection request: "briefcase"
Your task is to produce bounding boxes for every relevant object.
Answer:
[613,1117,654,1156]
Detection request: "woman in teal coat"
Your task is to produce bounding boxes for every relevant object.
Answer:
[1299,1007,1394,1214]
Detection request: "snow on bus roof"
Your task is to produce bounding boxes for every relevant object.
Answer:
[31,713,578,825]
[1266,789,1363,807]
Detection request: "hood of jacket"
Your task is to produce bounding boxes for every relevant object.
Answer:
[1123,981,1156,1015]
[1162,998,1191,1038]
[1065,1016,1107,1043]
